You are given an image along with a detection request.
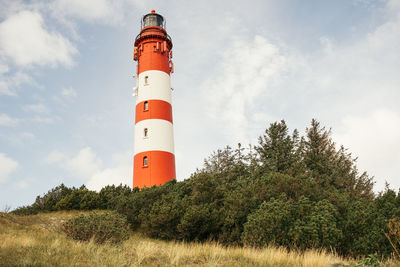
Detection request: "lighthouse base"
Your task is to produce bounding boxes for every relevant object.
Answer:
[133,151,176,188]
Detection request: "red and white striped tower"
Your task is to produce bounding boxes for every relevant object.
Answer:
[132,10,176,188]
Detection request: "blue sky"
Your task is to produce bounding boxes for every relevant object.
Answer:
[1,0,399,210]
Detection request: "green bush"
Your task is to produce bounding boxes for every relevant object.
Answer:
[15,119,400,258]
[11,205,39,215]
[241,195,342,250]
[241,195,294,247]
[99,184,133,209]
[56,185,100,210]
[62,211,130,244]
[356,254,382,267]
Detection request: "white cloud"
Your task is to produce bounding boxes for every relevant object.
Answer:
[388,0,400,14]
[23,103,49,114]
[45,150,65,163]
[13,176,35,190]
[50,0,125,24]
[0,131,36,146]
[65,147,102,179]
[52,87,77,104]
[0,80,13,96]
[0,64,13,96]
[0,153,18,183]
[61,87,77,98]
[0,10,77,67]
[45,147,131,191]
[0,6,77,96]
[14,180,28,189]
[0,113,19,127]
[202,35,298,144]
[0,70,34,96]
[30,115,56,124]
[86,152,132,191]
[304,4,400,105]
[334,109,400,191]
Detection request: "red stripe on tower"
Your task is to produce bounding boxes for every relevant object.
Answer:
[135,100,173,124]
[133,10,176,188]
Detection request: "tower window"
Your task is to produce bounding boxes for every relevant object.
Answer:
[144,76,149,85]
[144,101,148,111]
[144,128,148,138]
[143,156,148,167]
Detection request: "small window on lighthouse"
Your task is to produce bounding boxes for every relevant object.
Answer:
[144,76,149,85]
[143,156,148,167]
[144,128,148,138]
[144,101,149,111]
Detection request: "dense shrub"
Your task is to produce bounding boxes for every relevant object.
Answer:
[34,184,73,211]
[241,195,342,249]
[62,211,130,244]
[12,120,400,258]
[115,182,174,230]
[99,184,133,209]
[11,205,39,215]
[242,195,294,247]
[55,186,100,210]
[12,184,102,214]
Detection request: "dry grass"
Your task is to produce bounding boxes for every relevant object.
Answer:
[0,211,355,266]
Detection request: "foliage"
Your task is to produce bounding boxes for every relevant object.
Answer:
[99,184,133,209]
[11,205,39,215]
[55,185,100,210]
[384,217,400,258]
[241,195,342,249]
[12,184,131,214]
[62,211,129,244]
[1,211,351,267]
[12,184,73,215]
[11,119,400,258]
[355,254,382,267]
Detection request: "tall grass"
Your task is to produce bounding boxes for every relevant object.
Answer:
[0,211,373,266]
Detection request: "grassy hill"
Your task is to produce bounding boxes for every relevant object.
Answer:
[0,211,356,267]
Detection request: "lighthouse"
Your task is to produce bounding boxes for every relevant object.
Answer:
[133,10,176,188]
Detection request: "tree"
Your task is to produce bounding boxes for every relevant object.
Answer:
[255,120,301,175]
[303,119,374,200]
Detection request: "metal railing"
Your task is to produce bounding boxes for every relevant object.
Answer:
[134,30,172,43]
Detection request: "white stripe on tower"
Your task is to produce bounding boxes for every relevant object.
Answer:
[135,70,172,104]
[134,119,174,155]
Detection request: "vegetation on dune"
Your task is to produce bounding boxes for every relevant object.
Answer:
[2,211,400,266]
[11,119,400,260]
[0,211,349,266]
[62,211,130,244]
